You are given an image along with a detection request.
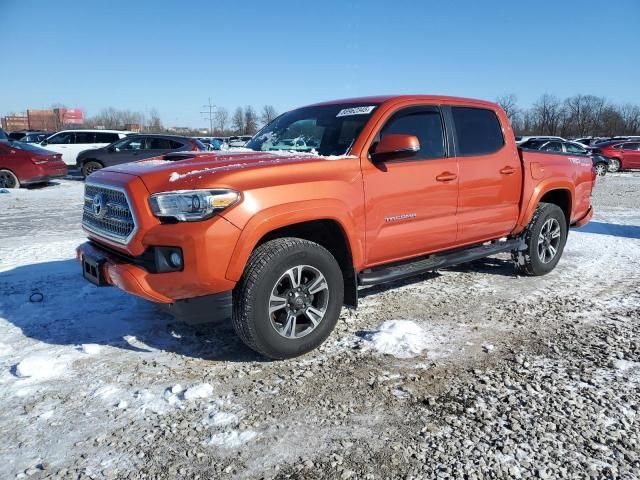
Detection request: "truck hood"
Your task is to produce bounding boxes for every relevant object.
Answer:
[105,150,353,192]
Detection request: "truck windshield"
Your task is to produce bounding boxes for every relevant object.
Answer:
[246,103,379,157]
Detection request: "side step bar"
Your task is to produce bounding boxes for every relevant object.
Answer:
[358,237,525,286]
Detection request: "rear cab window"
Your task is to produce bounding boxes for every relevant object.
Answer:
[451,107,504,156]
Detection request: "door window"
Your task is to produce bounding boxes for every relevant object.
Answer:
[622,143,640,151]
[148,138,176,149]
[377,107,445,160]
[451,107,504,155]
[113,137,145,150]
[74,132,95,144]
[47,132,74,144]
[95,132,120,143]
[541,142,563,152]
[564,143,587,154]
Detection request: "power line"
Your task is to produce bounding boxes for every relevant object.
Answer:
[200,97,215,135]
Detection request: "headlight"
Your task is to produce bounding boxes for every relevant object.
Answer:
[149,189,239,222]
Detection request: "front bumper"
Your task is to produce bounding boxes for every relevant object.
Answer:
[77,242,174,303]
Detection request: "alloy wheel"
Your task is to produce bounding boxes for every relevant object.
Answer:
[0,170,18,189]
[595,164,607,176]
[608,159,620,173]
[268,265,329,339]
[537,218,561,264]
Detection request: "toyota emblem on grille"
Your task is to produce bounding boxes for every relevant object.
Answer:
[92,193,107,219]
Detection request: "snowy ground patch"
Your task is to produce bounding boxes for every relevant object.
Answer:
[208,430,257,448]
[14,353,72,380]
[360,320,433,358]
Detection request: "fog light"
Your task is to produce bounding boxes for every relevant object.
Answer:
[169,251,183,269]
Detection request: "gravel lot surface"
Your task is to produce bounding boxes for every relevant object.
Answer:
[0,173,638,479]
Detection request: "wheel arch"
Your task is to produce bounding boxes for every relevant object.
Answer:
[225,204,363,308]
[517,181,574,231]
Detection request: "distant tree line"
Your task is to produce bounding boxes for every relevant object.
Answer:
[496,94,640,137]
[82,105,279,136]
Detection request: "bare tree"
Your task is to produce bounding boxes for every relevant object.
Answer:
[496,94,519,128]
[530,94,566,136]
[232,107,244,134]
[214,107,229,133]
[260,105,278,126]
[620,104,640,135]
[244,106,258,135]
[148,108,162,132]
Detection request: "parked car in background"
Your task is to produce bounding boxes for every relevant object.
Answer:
[228,135,252,147]
[592,141,640,172]
[19,131,53,143]
[8,130,51,142]
[38,130,131,166]
[77,134,206,177]
[519,139,610,176]
[0,139,67,188]
[515,135,566,145]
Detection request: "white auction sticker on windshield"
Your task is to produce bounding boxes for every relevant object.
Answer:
[336,106,376,117]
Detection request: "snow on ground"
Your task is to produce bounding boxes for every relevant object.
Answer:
[0,173,639,478]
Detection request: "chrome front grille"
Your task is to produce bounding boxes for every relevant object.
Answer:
[82,183,137,244]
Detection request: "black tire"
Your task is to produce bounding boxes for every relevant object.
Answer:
[608,158,621,173]
[594,163,607,177]
[512,202,568,276]
[82,160,103,178]
[0,169,20,189]
[232,237,344,359]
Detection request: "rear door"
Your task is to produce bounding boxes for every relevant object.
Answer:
[145,137,184,157]
[104,136,148,166]
[452,106,522,244]
[620,142,640,168]
[72,131,97,163]
[362,105,459,265]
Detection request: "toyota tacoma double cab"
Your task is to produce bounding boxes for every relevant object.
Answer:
[77,95,595,359]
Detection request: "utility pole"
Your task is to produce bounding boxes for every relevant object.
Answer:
[200,97,215,136]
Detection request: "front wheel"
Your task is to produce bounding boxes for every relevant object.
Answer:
[0,169,20,189]
[82,161,103,178]
[232,238,344,359]
[594,163,607,177]
[608,158,621,173]
[512,203,568,276]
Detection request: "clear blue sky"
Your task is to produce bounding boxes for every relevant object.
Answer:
[1,0,638,128]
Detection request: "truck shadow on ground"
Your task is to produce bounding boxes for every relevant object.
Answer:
[0,259,264,363]
[575,221,640,239]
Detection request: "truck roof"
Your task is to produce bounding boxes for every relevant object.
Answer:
[309,94,498,108]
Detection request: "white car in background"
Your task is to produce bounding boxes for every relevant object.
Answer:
[38,130,132,165]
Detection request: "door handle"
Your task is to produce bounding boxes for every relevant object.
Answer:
[436,172,457,182]
[500,166,516,175]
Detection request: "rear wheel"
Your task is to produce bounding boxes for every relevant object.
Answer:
[232,237,344,359]
[82,161,103,178]
[512,202,567,276]
[594,163,607,176]
[0,169,20,189]
[608,158,621,173]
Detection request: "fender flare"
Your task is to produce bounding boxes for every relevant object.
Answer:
[224,199,364,282]
[516,178,575,230]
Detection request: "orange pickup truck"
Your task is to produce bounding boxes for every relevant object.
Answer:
[77,95,595,359]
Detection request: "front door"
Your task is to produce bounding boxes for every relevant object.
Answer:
[621,142,640,168]
[362,106,459,266]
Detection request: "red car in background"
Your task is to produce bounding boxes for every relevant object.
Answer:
[0,138,68,188]
[593,141,640,172]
